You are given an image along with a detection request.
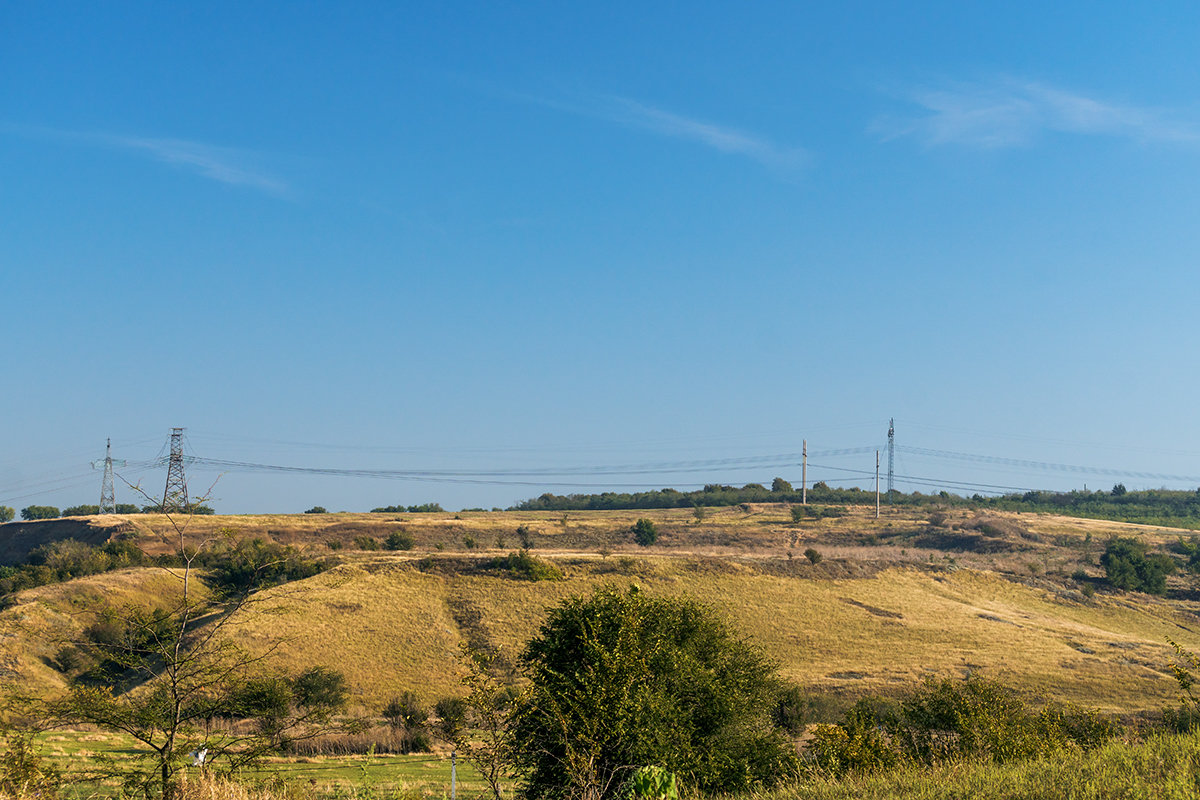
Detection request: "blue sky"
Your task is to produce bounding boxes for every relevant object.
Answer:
[3,2,1199,513]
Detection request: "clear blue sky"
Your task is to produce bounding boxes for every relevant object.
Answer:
[3,2,1199,513]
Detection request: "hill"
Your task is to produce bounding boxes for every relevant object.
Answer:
[1,504,1198,716]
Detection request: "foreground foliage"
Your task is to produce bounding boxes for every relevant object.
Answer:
[511,585,796,800]
[808,675,1116,776]
[764,729,1200,800]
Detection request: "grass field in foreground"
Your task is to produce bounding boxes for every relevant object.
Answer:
[35,729,1200,800]
[36,730,488,799]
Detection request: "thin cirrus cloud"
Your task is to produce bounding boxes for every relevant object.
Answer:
[3,123,290,196]
[876,79,1199,148]
[524,92,809,174]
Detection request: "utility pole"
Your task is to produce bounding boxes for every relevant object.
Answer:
[887,418,895,505]
[91,439,126,514]
[801,439,807,505]
[875,450,881,519]
[162,428,189,513]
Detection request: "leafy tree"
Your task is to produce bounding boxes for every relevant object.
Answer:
[437,646,516,800]
[1101,537,1175,594]
[631,518,658,547]
[61,505,100,517]
[303,506,327,514]
[382,691,431,753]
[510,586,796,800]
[0,506,14,523]
[21,506,59,521]
[772,477,793,493]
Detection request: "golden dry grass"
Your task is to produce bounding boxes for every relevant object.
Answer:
[4,506,1200,717]
[226,555,1200,714]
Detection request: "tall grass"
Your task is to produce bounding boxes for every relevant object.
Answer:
[756,729,1200,800]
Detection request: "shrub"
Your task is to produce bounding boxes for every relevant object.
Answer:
[804,548,823,565]
[808,676,1116,776]
[353,535,381,551]
[491,550,562,582]
[304,506,328,514]
[517,524,535,549]
[434,696,468,739]
[772,684,814,735]
[384,530,414,551]
[631,518,658,547]
[0,506,14,523]
[1102,537,1175,594]
[511,586,796,799]
[0,732,61,797]
[382,691,432,753]
[201,538,326,598]
[624,766,678,800]
[463,535,477,549]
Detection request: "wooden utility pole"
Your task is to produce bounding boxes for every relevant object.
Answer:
[875,450,880,519]
[802,439,808,505]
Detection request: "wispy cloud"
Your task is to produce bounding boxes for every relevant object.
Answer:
[876,79,1199,148]
[523,92,808,174]
[3,124,289,195]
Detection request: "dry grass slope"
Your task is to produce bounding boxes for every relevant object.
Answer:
[2,506,1199,716]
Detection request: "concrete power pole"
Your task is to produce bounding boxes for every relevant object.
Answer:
[875,450,880,519]
[802,439,807,505]
[887,418,895,505]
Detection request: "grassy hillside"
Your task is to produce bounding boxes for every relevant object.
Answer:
[2,505,1198,716]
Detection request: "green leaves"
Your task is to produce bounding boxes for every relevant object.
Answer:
[512,586,795,799]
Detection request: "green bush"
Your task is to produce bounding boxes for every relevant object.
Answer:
[624,766,679,800]
[0,732,61,797]
[517,524,535,549]
[807,676,1116,776]
[1101,537,1175,594]
[804,548,823,565]
[511,585,796,799]
[201,538,326,598]
[491,550,562,581]
[353,535,381,551]
[384,530,414,551]
[304,506,328,514]
[631,518,658,547]
[382,691,432,753]
[0,506,14,523]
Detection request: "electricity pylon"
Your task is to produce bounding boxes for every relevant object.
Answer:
[162,428,189,512]
[91,438,126,514]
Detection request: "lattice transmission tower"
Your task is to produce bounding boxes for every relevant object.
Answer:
[162,428,189,512]
[887,418,895,504]
[91,438,126,514]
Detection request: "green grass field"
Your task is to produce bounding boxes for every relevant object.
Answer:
[36,730,490,799]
